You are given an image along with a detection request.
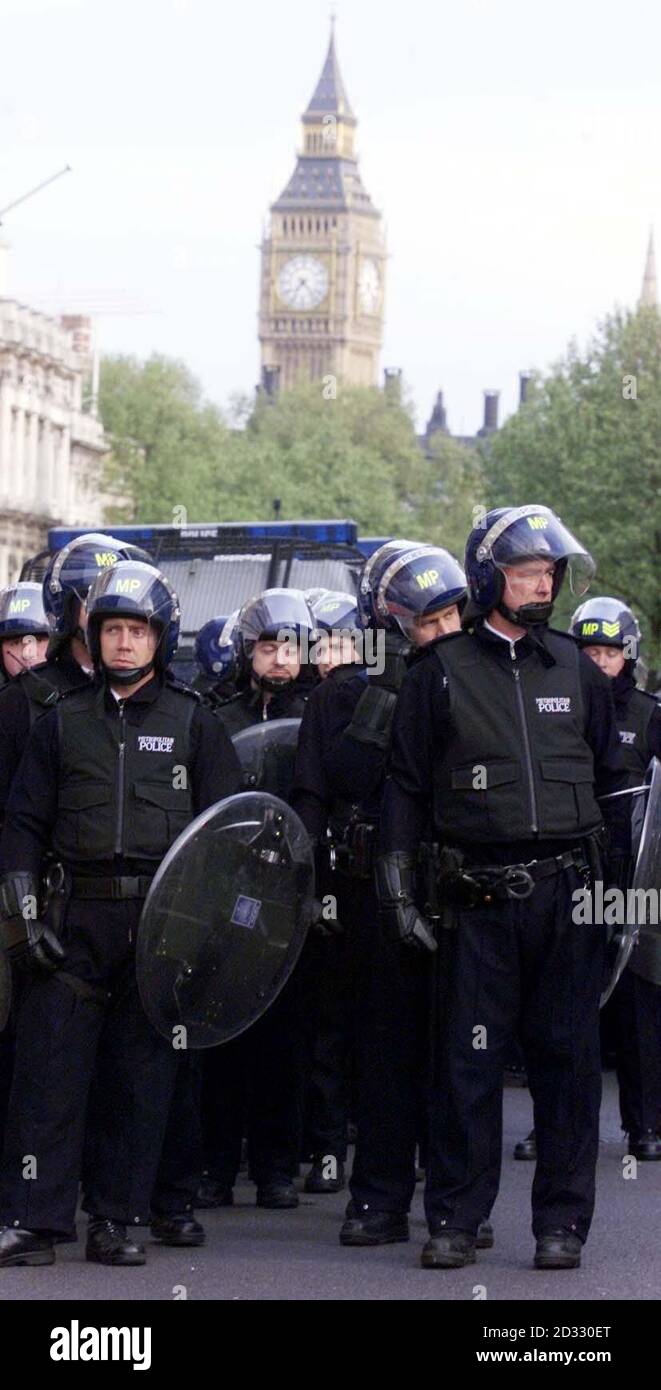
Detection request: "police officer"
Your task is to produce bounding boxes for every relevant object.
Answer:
[0,560,241,1266]
[199,588,317,1210]
[0,584,51,686]
[0,537,136,1151]
[308,590,362,681]
[0,534,148,820]
[0,582,52,1134]
[216,588,317,735]
[291,542,468,1223]
[378,506,630,1270]
[572,597,661,1160]
[192,612,239,706]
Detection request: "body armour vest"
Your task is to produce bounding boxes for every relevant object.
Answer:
[52,685,195,862]
[433,631,603,844]
[615,688,657,785]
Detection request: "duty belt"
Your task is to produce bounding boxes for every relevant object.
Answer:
[440,847,589,908]
[329,821,378,880]
[70,875,155,901]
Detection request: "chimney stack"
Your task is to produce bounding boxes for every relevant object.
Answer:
[519,371,533,406]
[479,389,500,435]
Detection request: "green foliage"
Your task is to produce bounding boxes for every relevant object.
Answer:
[487,308,661,686]
[99,354,230,524]
[99,361,480,560]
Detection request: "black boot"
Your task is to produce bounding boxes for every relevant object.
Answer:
[256,1181,299,1209]
[304,1158,346,1194]
[534,1229,582,1269]
[0,1226,54,1267]
[628,1130,661,1161]
[339,1200,409,1246]
[86,1218,146,1266]
[421,1230,476,1268]
[513,1128,537,1160]
[150,1213,205,1246]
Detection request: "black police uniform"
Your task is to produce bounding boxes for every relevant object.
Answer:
[0,649,91,820]
[606,670,661,1142]
[200,678,314,1199]
[291,645,429,1208]
[0,648,92,1149]
[0,672,240,1237]
[380,622,630,1242]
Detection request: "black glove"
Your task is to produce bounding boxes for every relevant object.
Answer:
[2,917,65,976]
[0,871,65,977]
[375,852,437,954]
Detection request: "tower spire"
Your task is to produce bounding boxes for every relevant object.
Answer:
[304,18,355,121]
[639,227,658,308]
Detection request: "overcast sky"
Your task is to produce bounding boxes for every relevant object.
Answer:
[1,0,659,433]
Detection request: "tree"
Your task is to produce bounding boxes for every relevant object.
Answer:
[420,433,486,560]
[99,354,230,524]
[486,308,661,687]
[100,359,483,569]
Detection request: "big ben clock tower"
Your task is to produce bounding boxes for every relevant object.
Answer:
[258,22,386,392]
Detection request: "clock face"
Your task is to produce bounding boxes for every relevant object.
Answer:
[277,255,329,310]
[358,258,381,314]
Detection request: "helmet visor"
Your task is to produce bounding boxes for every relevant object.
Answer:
[376,547,467,637]
[476,506,595,597]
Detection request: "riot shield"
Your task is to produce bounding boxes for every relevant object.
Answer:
[232,717,301,801]
[627,758,661,988]
[137,792,314,1048]
[0,949,10,1033]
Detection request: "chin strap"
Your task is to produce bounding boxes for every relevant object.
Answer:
[257,673,294,694]
[496,599,555,628]
[103,659,155,687]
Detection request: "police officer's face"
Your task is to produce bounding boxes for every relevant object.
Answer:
[501,560,555,611]
[409,604,461,647]
[582,644,626,678]
[252,639,301,684]
[316,631,359,678]
[100,618,158,672]
[1,634,49,677]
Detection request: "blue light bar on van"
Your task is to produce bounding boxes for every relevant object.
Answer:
[48,519,359,550]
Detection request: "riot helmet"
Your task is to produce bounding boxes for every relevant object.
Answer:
[357,539,421,631]
[0,582,52,678]
[195,610,240,685]
[570,596,641,673]
[237,588,316,694]
[465,505,595,627]
[310,590,361,677]
[43,532,149,645]
[374,546,467,641]
[86,560,180,686]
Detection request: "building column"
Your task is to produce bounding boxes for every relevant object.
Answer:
[0,386,11,504]
[26,410,39,505]
[12,405,25,503]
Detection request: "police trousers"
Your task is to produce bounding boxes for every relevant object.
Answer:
[425,865,604,1241]
[0,898,187,1237]
[348,879,429,1214]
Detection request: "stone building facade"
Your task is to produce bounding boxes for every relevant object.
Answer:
[0,298,107,586]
